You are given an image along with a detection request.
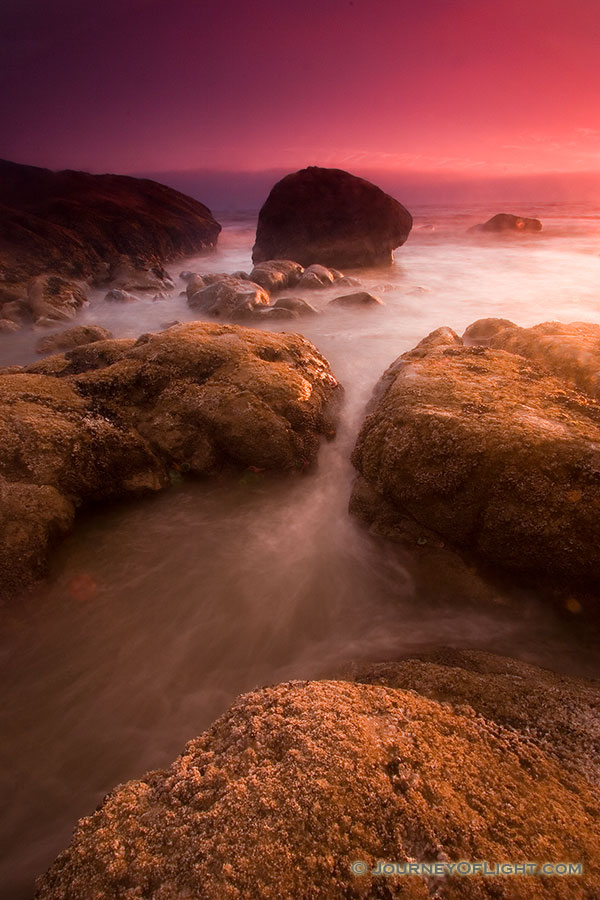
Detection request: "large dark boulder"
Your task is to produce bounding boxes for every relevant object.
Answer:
[252,166,412,268]
[0,159,221,318]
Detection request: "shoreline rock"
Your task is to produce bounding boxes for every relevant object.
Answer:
[0,323,342,601]
[35,651,600,899]
[350,323,600,608]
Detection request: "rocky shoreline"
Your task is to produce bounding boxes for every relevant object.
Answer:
[0,160,221,329]
[2,162,599,899]
[0,323,341,602]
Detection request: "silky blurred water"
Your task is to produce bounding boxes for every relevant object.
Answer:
[1,202,600,899]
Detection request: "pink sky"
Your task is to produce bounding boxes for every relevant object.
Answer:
[1,0,599,180]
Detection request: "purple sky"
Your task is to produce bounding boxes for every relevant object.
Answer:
[1,0,599,202]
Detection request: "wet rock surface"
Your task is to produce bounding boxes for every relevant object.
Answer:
[186,276,271,319]
[248,259,304,293]
[350,324,600,603]
[36,653,600,900]
[0,323,341,600]
[252,166,413,268]
[182,262,366,321]
[273,296,319,316]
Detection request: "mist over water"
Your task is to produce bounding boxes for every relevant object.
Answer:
[2,202,600,899]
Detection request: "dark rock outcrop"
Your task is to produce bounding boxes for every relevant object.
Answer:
[252,166,412,268]
[27,275,88,324]
[350,325,600,603]
[470,213,542,233]
[0,159,221,323]
[0,323,341,600]
[36,652,600,900]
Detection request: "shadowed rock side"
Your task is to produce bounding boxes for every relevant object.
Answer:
[0,159,221,324]
[469,213,543,233]
[350,325,600,604]
[0,323,341,601]
[252,166,413,268]
[36,654,600,899]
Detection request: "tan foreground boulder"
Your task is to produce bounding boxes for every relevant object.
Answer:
[0,323,341,600]
[351,325,600,600]
[36,652,600,899]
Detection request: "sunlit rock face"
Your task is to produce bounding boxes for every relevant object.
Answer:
[487,321,600,400]
[0,159,221,326]
[350,324,600,605]
[470,213,543,233]
[0,323,342,601]
[252,166,413,268]
[464,318,600,400]
[35,651,600,900]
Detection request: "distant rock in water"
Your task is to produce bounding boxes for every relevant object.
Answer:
[252,166,412,268]
[351,323,600,610]
[36,651,600,900]
[470,212,543,233]
[0,324,341,601]
[0,159,221,325]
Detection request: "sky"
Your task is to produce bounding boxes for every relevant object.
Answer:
[1,0,599,203]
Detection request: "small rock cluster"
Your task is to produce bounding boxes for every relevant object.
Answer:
[184,259,381,321]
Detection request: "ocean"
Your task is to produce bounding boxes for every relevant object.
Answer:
[1,201,600,898]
